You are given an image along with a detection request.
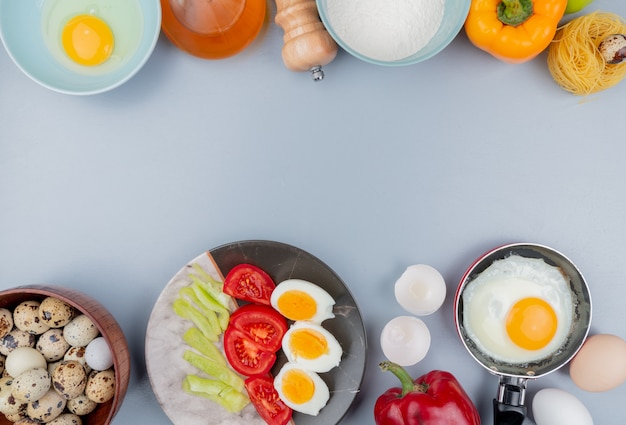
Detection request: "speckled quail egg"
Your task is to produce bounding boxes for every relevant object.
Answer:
[66,393,96,416]
[0,354,5,375]
[0,329,36,356]
[0,308,14,339]
[5,347,47,378]
[11,368,51,402]
[39,297,75,328]
[64,346,90,373]
[63,315,99,347]
[37,328,71,362]
[27,387,67,422]
[14,301,50,335]
[85,369,115,403]
[6,409,29,423]
[48,413,83,425]
[14,417,39,424]
[0,376,26,416]
[52,360,87,400]
[85,337,113,371]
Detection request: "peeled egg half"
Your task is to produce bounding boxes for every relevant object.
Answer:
[273,362,330,416]
[282,321,342,373]
[394,264,446,315]
[271,279,335,324]
[40,0,144,74]
[380,316,431,366]
[462,255,573,364]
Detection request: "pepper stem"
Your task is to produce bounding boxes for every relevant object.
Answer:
[497,0,533,26]
[379,361,428,397]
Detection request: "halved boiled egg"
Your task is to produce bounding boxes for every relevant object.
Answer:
[270,279,335,324]
[273,362,330,416]
[282,321,342,373]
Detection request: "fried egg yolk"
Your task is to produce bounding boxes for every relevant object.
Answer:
[506,297,558,351]
[62,15,114,66]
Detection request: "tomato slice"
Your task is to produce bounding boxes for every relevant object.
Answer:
[245,375,293,425]
[224,327,277,376]
[223,264,276,305]
[229,304,287,352]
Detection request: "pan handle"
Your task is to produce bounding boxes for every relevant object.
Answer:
[493,376,536,425]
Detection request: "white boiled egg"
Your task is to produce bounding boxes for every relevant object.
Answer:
[532,388,593,425]
[394,264,446,316]
[274,362,329,416]
[282,321,342,373]
[462,255,573,364]
[380,316,431,366]
[271,279,335,324]
[40,0,144,74]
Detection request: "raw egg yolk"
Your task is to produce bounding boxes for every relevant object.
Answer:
[281,369,315,405]
[506,297,557,351]
[276,290,317,321]
[288,328,329,360]
[62,15,114,66]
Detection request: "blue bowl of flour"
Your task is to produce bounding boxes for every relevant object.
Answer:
[317,0,470,66]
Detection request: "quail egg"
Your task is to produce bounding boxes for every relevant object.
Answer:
[0,330,36,356]
[66,393,96,416]
[85,337,113,371]
[0,308,14,339]
[48,413,83,425]
[27,387,67,422]
[64,346,90,373]
[13,418,38,424]
[52,360,87,400]
[37,328,71,362]
[5,347,47,378]
[0,376,26,416]
[11,368,51,402]
[39,297,75,328]
[63,315,99,347]
[85,369,115,403]
[14,301,50,335]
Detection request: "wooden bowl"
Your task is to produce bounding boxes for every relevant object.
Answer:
[0,285,131,425]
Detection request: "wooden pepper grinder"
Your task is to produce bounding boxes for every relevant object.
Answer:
[274,0,338,81]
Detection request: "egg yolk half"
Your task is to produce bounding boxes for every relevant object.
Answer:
[62,15,114,66]
[288,328,329,360]
[276,290,317,321]
[506,297,558,351]
[280,369,315,405]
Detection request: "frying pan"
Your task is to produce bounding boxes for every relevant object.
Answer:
[454,243,592,425]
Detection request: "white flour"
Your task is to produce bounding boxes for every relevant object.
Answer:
[325,0,445,61]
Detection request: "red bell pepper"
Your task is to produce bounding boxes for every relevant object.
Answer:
[374,362,481,425]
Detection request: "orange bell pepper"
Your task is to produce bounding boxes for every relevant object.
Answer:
[464,0,567,63]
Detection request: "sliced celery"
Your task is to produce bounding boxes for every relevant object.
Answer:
[183,350,245,392]
[182,327,226,365]
[183,375,249,413]
[172,298,218,341]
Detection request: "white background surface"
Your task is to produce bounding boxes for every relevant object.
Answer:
[2,0,626,423]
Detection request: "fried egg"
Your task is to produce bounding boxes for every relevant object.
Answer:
[282,321,342,373]
[40,0,144,74]
[273,362,329,416]
[462,255,574,363]
[271,279,335,324]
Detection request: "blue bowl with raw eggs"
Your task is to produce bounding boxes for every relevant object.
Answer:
[316,0,470,66]
[0,0,161,95]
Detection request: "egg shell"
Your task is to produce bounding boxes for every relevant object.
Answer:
[66,393,97,416]
[569,334,626,392]
[380,316,431,366]
[27,387,67,422]
[36,328,71,362]
[0,376,26,415]
[52,360,87,400]
[64,346,91,373]
[394,264,447,316]
[11,368,51,403]
[0,308,14,339]
[85,336,114,371]
[85,369,115,403]
[5,347,47,378]
[47,413,83,425]
[0,330,36,356]
[13,301,50,335]
[63,315,99,348]
[531,388,593,425]
[39,297,75,328]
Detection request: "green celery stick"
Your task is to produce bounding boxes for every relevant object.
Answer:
[183,350,244,392]
[172,298,218,341]
[190,281,230,331]
[190,264,233,310]
[183,375,249,413]
[183,327,226,365]
[178,287,222,333]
